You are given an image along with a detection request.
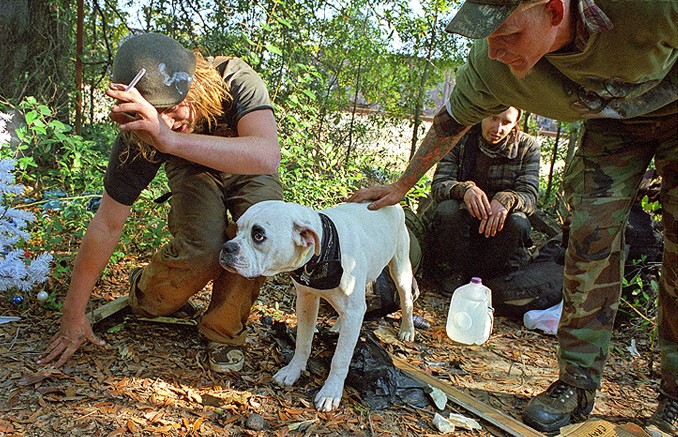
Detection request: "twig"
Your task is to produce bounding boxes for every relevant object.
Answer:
[404,403,436,416]
[8,326,20,352]
[620,297,655,325]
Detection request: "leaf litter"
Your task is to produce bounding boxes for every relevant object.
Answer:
[0,264,662,436]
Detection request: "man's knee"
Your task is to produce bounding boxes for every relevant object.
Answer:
[503,212,532,238]
[430,200,467,232]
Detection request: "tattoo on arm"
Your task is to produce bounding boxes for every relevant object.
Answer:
[398,126,470,189]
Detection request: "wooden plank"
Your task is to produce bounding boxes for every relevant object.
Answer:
[136,316,197,326]
[392,356,545,437]
[86,296,129,324]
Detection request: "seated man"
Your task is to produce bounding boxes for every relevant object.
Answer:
[422,107,540,293]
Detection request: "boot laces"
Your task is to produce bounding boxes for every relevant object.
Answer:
[547,381,576,402]
[660,397,678,423]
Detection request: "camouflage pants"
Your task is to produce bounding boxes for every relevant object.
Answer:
[130,158,283,345]
[559,114,677,398]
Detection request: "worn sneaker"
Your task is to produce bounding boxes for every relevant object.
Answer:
[522,380,596,433]
[646,395,678,436]
[207,341,245,373]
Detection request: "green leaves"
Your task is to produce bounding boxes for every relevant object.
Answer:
[265,44,283,56]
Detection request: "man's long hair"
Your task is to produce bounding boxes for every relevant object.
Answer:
[125,50,231,162]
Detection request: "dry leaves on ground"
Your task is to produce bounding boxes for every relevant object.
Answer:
[0,267,662,436]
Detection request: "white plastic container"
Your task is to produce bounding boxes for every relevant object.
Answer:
[446,277,494,345]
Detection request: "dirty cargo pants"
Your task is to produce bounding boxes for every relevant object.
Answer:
[129,158,283,345]
[559,114,677,399]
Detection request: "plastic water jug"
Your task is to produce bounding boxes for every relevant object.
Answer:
[446,277,494,345]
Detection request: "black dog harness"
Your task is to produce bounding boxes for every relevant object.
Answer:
[289,213,344,290]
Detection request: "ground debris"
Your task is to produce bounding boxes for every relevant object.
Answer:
[0,266,662,435]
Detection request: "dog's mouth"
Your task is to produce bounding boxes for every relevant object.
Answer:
[218,255,259,279]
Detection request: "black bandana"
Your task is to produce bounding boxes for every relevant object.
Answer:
[289,213,344,290]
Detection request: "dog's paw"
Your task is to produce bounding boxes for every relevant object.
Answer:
[314,381,343,412]
[273,364,303,386]
[398,327,416,342]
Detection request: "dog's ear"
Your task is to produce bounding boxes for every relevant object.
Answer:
[293,221,321,256]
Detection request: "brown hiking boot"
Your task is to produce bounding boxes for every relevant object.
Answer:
[522,380,596,433]
[646,395,678,436]
[207,341,245,373]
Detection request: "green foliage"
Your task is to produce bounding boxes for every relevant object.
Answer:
[1,96,174,297]
[537,122,574,215]
[641,194,661,219]
[620,256,660,346]
[1,97,107,194]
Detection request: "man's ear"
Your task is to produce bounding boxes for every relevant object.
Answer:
[293,221,321,256]
[546,0,566,26]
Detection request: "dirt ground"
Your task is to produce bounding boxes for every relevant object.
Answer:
[0,263,662,436]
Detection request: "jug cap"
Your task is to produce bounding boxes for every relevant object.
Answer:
[471,277,482,284]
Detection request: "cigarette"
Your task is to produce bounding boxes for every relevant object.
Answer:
[124,68,146,91]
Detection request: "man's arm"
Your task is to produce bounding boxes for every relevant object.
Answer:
[430,144,465,202]
[480,136,541,237]
[163,109,281,174]
[349,112,470,209]
[108,85,281,175]
[39,191,131,367]
[492,135,541,215]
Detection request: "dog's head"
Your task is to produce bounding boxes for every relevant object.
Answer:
[219,200,322,278]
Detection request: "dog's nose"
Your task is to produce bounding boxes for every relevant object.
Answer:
[222,241,239,254]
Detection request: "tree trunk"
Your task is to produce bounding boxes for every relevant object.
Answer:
[0,0,72,119]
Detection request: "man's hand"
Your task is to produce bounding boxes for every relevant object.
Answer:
[463,186,492,220]
[479,199,508,237]
[348,182,409,210]
[38,314,105,368]
[106,83,175,153]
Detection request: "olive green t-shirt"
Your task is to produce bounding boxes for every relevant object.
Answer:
[447,0,678,126]
[104,57,274,206]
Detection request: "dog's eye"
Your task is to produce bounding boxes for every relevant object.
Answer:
[251,225,266,243]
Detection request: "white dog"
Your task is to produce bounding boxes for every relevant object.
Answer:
[219,200,416,411]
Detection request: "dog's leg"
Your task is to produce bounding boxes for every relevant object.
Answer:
[389,233,416,342]
[273,289,319,386]
[314,293,366,412]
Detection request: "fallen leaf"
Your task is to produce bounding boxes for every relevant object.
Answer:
[17,371,54,386]
[288,418,318,431]
[192,417,204,432]
[106,427,126,437]
[0,419,15,433]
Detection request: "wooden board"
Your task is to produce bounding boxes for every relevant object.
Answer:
[392,356,545,437]
[85,296,197,326]
[86,296,129,324]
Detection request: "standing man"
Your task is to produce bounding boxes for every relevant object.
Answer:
[350,0,677,433]
[424,106,540,292]
[39,33,283,374]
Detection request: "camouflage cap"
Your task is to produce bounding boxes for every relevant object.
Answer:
[111,33,196,107]
[445,0,523,39]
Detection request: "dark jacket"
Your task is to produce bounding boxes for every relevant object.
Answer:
[430,124,541,214]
